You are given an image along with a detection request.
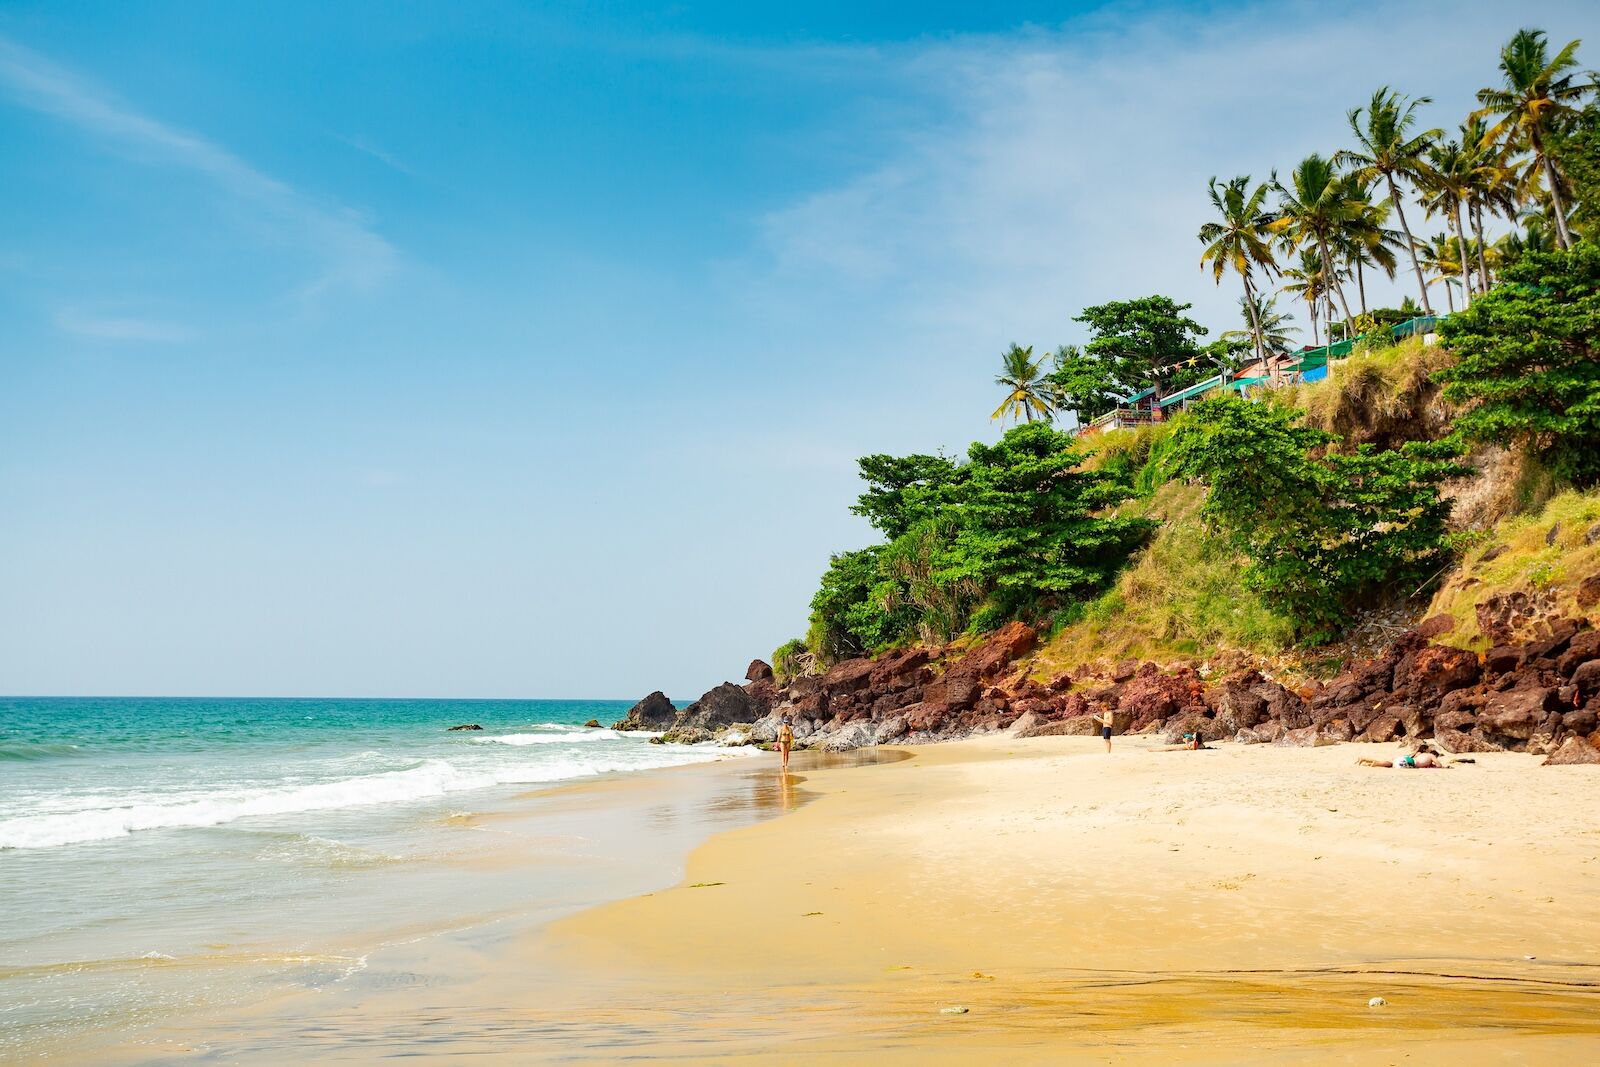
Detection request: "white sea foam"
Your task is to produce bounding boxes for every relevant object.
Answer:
[477,729,623,746]
[0,745,737,851]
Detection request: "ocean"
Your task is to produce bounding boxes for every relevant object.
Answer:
[0,695,757,1059]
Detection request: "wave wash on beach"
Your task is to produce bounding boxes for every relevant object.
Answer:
[0,696,758,1057]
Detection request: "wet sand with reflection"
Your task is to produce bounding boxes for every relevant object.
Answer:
[102,738,1600,1063]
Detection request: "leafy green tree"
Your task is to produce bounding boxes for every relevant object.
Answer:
[1436,241,1600,485]
[1163,396,1463,640]
[1198,175,1278,362]
[928,423,1155,618]
[851,452,959,539]
[805,424,1156,660]
[1044,344,1123,427]
[806,547,892,662]
[1475,28,1591,249]
[991,343,1054,424]
[1551,102,1600,238]
[1073,295,1209,395]
[1338,88,1442,314]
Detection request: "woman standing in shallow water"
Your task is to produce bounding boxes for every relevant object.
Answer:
[777,712,795,771]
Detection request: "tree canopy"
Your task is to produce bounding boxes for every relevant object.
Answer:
[1436,241,1600,485]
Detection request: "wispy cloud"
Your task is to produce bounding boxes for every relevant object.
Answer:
[0,35,398,303]
[749,0,1600,351]
[53,309,195,343]
[331,132,417,178]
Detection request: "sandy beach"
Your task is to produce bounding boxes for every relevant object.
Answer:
[112,735,1600,1064]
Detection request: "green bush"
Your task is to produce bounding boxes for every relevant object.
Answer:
[1437,241,1600,485]
[1163,395,1465,641]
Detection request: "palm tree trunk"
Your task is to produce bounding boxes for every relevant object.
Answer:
[1469,201,1491,293]
[1308,296,1320,347]
[1319,237,1356,336]
[1451,204,1473,309]
[1533,130,1573,250]
[1387,173,1433,315]
[1356,255,1368,318]
[1241,274,1264,365]
[1444,281,1455,315]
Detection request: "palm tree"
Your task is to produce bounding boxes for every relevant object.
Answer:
[1460,116,1520,293]
[1475,29,1591,249]
[1418,234,1465,314]
[1223,294,1298,365]
[1198,175,1278,364]
[1339,179,1401,316]
[1338,88,1442,315]
[991,344,1053,424]
[1273,155,1362,328]
[1281,249,1333,347]
[1420,138,1476,307]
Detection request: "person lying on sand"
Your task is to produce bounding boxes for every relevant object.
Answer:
[1357,744,1464,769]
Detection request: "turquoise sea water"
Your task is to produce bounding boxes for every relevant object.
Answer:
[0,695,750,1058]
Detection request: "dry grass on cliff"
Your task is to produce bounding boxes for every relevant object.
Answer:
[1032,481,1296,674]
[1278,337,1456,450]
[1427,489,1600,648]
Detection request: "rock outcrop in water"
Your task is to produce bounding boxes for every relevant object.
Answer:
[653,613,1600,764]
[610,691,678,732]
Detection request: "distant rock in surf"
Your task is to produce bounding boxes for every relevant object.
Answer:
[447,723,483,731]
[611,691,678,732]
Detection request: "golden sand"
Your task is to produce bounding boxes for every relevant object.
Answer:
[526,735,1600,1063]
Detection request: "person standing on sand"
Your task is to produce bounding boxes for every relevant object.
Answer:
[1099,709,1114,753]
[777,712,795,771]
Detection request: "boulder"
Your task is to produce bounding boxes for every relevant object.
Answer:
[1572,659,1600,699]
[1361,714,1402,743]
[1204,678,1269,734]
[447,723,483,731]
[583,719,601,729]
[745,659,775,684]
[1577,573,1600,608]
[1018,714,1102,739]
[1275,725,1337,748]
[611,691,678,731]
[1564,708,1599,735]
[1394,644,1480,701]
[1556,630,1600,676]
[816,722,874,752]
[1118,670,1202,729]
[678,682,765,731]
[1414,614,1457,639]
[873,715,909,743]
[661,725,713,744]
[1434,728,1504,754]
[1543,737,1600,766]
[1483,646,1523,675]
[1479,686,1553,740]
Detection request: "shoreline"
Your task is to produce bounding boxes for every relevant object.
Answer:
[81,736,1600,1063]
[83,746,890,1065]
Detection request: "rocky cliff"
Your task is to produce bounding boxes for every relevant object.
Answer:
[638,609,1600,767]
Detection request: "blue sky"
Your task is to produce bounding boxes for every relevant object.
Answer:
[3,1,1598,699]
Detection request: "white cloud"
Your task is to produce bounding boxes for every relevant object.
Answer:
[52,310,194,342]
[0,35,398,303]
[752,1,1600,351]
